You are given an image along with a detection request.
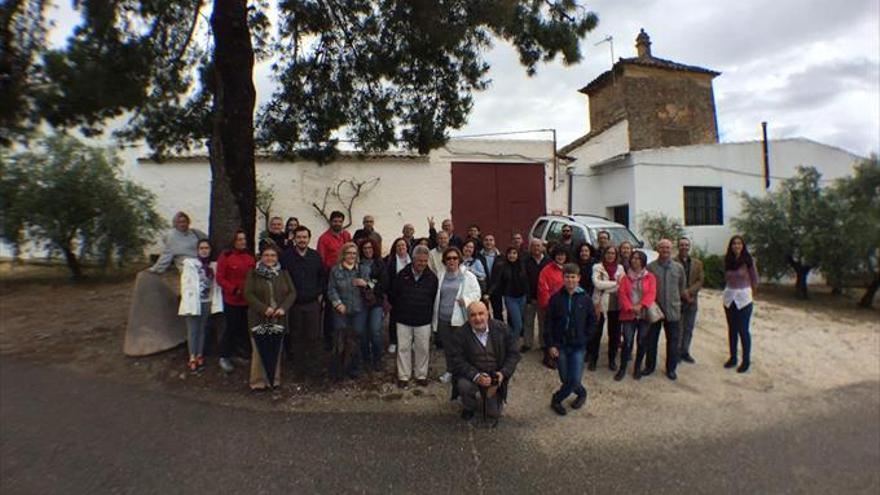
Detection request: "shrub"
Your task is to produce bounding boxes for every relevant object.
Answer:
[637,212,687,249]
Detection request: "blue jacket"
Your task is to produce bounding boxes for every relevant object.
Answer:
[544,287,597,349]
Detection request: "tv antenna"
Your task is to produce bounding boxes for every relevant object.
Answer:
[595,35,615,67]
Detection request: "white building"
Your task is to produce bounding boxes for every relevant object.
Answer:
[130,138,566,253]
[560,30,864,253]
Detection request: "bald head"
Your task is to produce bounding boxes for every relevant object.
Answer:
[467,301,489,331]
[657,238,673,260]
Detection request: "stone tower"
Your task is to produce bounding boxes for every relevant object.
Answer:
[579,29,721,150]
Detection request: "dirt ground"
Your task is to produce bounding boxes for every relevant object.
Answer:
[2,264,878,455]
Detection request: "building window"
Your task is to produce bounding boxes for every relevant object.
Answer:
[684,187,723,226]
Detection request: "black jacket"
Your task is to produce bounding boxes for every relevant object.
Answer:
[279,247,325,303]
[545,288,596,349]
[363,257,388,308]
[391,265,439,326]
[578,260,596,296]
[489,259,529,298]
[524,255,550,300]
[449,320,521,402]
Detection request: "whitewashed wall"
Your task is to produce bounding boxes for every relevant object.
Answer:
[565,119,630,166]
[569,138,863,254]
[129,138,554,255]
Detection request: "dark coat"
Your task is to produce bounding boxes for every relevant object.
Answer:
[524,255,550,300]
[489,259,530,298]
[362,257,388,308]
[449,320,521,401]
[391,265,439,327]
[544,287,597,349]
[279,247,325,304]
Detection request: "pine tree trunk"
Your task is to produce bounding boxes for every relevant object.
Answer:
[208,0,256,253]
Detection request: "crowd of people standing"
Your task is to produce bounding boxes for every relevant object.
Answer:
[151,210,759,420]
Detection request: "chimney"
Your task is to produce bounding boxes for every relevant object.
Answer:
[636,28,652,58]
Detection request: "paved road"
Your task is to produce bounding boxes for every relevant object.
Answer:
[1,359,878,494]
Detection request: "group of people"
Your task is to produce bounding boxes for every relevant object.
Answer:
[150,210,758,420]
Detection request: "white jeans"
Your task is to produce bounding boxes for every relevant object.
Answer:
[396,323,431,381]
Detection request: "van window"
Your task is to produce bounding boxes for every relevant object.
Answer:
[532,219,549,240]
[572,226,587,244]
[545,221,565,244]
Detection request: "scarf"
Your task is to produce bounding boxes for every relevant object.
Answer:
[198,256,214,280]
[627,267,647,305]
[255,261,281,280]
[603,261,618,279]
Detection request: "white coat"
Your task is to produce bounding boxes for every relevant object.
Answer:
[592,262,625,315]
[178,258,224,316]
[432,265,481,331]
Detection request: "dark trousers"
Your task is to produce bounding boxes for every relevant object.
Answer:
[725,303,753,364]
[436,320,460,373]
[286,300,321,352]
[220,304,250,358]
[621,319,652,370]
[586,310,621,365]
[645,319,680,373]
[553,345,586,403]
[322,297,334,349]
[489,293,504,321]
[457,377,502,418]
[388,309,398,346]
[679,301,698,357]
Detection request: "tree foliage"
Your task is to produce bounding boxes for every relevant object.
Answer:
[0,0,49,144]
[734,163,879,305]
[3,0,599,251]
[0,135,166,278]
[637,212,687,249]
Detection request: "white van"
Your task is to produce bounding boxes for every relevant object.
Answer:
[527,214,658,264]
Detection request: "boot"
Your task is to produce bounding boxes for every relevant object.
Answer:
[614,365,626,381]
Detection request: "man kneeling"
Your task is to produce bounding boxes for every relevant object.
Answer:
[450,301,521,422]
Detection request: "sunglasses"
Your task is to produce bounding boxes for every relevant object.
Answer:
[444,256,460,262]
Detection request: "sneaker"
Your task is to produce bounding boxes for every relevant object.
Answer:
[387,344,397,353]
[219,358,234,373]
[551,401,567,416]
[439,372,452,384]
[188,358,198,374]
[196,356,206,369]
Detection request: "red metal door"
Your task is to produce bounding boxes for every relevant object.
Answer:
[451,162,545,248]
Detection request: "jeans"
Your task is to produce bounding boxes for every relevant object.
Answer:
[333,310,368,375]
[620,319,652,371]
[679,300,699,357]
[363,306,385,366]
[220,304,250,358]
[185,302,211,357]
[553,345,587,403]
[503,295,526,341]
[646,319,681,373]
[587,310,621,365]
[725,302,753,364]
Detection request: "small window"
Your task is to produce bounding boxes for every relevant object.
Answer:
[684,187,723,226]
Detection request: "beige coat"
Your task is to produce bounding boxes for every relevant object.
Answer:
[592,263,625,314]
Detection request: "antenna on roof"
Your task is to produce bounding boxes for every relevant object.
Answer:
[594,35,615,67]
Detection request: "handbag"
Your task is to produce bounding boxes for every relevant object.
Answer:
[644,303,665,324]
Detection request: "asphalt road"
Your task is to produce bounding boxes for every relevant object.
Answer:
[1,359,878,494]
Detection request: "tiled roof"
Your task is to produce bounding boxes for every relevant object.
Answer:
[138,150,428,164]
[579,55,720,95]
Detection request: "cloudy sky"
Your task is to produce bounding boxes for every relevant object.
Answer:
[47,0,879,156]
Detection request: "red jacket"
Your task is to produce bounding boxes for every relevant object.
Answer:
[216,249,256,306]
[317,229,352,269]
[618,271,657,322]
[537,263,565,310]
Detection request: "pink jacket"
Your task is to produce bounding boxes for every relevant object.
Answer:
[618,270,657,322]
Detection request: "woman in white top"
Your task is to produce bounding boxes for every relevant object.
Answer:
[590,246,626,371]
[178,239,224,373]
[432,246,481,383]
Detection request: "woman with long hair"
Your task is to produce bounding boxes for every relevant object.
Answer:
[575,243,596,296]
[358,238,388,371]
[723,235,759,373]
[589,245,624,371]
[215,229,256,373]
[489,247,530,345]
